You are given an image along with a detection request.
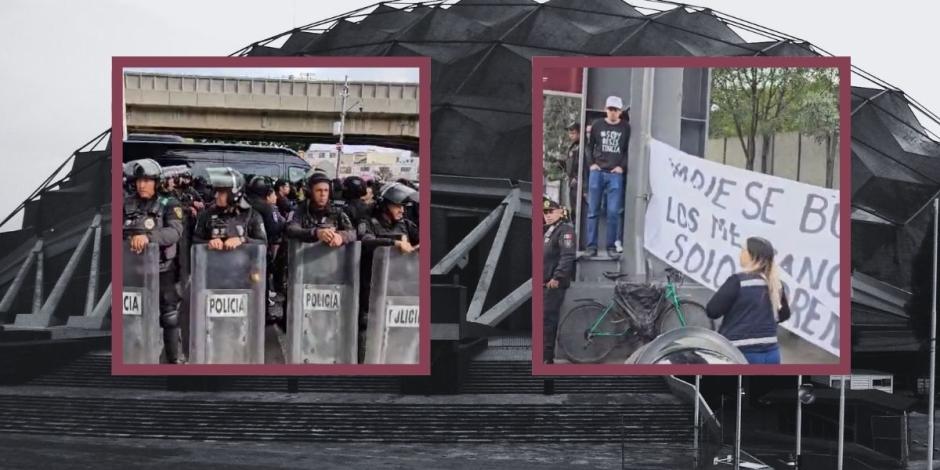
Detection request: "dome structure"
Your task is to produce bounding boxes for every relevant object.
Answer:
[238,0,940,227]
[237,0,940,298]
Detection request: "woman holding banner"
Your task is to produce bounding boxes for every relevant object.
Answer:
[705,237,792,364]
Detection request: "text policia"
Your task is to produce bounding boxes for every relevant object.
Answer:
[645,140,840,356]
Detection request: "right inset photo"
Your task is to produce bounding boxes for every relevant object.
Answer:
[532,57,850,374]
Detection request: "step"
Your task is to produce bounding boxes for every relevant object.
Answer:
[0,394,694,444]
[461,360,672,394]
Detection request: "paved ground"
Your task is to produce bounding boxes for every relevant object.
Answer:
[0,434,699,470]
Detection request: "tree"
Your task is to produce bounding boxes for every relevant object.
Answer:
[710,68,828,172]
[791,69,840,187]
[542,93,581,182]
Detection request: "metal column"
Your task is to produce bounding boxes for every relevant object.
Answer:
[930,198,938,470]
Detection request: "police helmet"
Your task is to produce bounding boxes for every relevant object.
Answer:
[342,176,368,199]
[305,170,333,191]
[247,175,274,198]
[206,167,246,199]
[126,159,162,182]
[161,165,191,180]
[377,182,417,207]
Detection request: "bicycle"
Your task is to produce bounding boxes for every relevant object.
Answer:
[556,267,713,364]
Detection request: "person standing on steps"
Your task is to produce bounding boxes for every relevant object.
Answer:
[586,96,630,259]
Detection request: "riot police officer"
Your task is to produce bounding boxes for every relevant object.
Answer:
[341,176,373,227]
[246,175,288,315]
[123,159,186,364]
[358,182,419,250]
[542,196,576,364]
[285,171,356,246]
[355,182,419,362]
[193,167,267,247]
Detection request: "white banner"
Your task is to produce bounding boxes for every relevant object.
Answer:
[644,139,840,357]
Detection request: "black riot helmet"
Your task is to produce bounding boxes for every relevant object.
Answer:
[247,175,274,198]
[126,158,162,183]
[304,170,333,192]
[377,182,417,208]
[342,176,368,199]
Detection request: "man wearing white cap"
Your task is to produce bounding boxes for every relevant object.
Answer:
[586,95,631,258]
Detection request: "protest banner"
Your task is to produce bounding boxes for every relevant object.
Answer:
[644,139,840,357]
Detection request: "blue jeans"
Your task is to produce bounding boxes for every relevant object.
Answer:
[742,345,781,364]
[586,169,624,249]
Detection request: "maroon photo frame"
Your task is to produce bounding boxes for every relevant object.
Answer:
[531,56,851,376]
[111,56,431,376]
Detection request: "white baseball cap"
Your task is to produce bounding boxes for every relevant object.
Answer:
[605,96,623,110]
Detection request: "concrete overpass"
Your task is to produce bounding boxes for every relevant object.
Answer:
[123,72,419,148]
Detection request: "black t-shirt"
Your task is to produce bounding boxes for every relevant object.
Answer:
[588,118,630,172]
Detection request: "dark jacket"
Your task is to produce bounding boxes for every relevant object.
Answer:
[123,193,184,272]
[588,118,630,172]
[247,196,286,245]
[193,203,267,244]
[543,220,576,287]
[565,139,583,183]
[357,214,419,248]
[705,272,791,352]
[285,200,356,244]
[276,195,294,220]
[343,199,373,227]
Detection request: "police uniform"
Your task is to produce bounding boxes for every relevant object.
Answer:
[193,203,267,245]
[343,199,373,227]
[285,200,356,244]
[123,188,185,363]
[543,199,576,363]
[357,214,419,248]
[565,138,583,222]
[169,186,202,278]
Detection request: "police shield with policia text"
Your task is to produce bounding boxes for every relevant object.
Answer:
[123,159,186,363]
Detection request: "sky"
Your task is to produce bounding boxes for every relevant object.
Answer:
[0,0,938,231]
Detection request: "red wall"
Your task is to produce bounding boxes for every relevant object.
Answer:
[541,67,583,94]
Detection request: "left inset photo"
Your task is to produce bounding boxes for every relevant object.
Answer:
[112,57,430,374]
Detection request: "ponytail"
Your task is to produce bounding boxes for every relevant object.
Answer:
[763,262,783,320]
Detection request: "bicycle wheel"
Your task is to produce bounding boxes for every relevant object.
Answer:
[557,302,625,363]
[657,300,713,334]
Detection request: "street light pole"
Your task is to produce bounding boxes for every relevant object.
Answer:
[796,375,802,469]
[735,375,742,470]
[335,75,349,180]
[929,197,939,470]
[837,375,846,470]
[694,375,701,466]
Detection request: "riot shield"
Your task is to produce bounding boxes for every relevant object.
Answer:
[189,243,266,364]
[364,247,420,364]
[286,240,361,364]
[122,242,162,364]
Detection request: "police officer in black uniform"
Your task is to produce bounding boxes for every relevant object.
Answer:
[160,165,203,278]
[246,175,288,317]
[358,182,419,250]
[563,122,585,222]
[193,167,267,247]
[285,171,356,246]
[123,159,186,364]
[355,182,419,362]
[340,176,373,227]
[542,196,576,364]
